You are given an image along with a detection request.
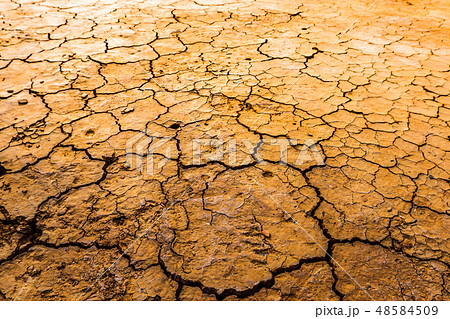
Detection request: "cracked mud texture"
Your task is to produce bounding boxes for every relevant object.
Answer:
[0,0,449,301]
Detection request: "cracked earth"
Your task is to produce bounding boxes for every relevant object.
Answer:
[0,0,450,301]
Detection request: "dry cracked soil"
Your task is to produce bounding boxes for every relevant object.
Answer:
[0,0,449,301]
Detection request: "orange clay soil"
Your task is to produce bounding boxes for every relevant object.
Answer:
[0,0,449,300]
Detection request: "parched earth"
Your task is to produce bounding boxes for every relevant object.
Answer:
[0,0,449,301]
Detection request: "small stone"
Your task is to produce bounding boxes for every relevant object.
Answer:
[81,93,88,99]
[17,225,28,232]
[121,107,134,114]
[18,99,28,105]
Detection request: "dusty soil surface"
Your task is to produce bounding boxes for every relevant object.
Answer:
[0,0,449,300]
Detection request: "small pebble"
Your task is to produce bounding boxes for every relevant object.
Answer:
[18,99,28,105]
[121,107,134,114]
[81,93,88,99]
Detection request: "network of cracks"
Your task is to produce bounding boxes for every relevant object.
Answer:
[0,0,449,300]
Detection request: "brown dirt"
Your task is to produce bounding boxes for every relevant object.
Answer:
[0,0,449,300]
